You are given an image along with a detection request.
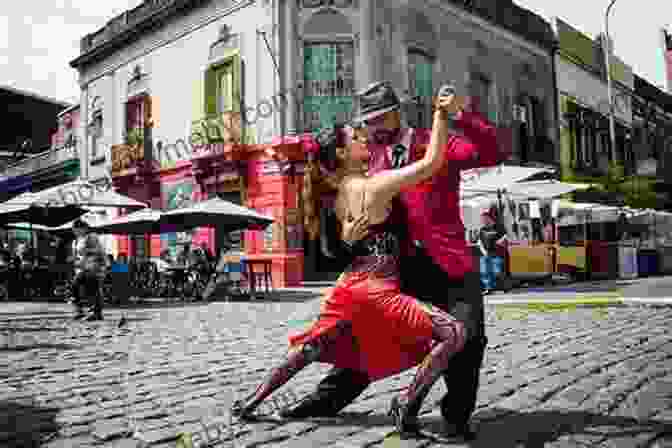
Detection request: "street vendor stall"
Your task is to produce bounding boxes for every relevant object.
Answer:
[461,175,593,286]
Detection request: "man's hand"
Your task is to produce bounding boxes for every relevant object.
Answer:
[342,214,370,246]
[434,94,467,118]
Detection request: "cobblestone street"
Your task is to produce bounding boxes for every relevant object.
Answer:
[1,296,671,448]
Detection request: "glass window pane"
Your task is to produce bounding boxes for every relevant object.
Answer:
[218,64,233,113]
[303,42,354,132]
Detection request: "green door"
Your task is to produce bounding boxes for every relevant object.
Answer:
[303,43,355,132]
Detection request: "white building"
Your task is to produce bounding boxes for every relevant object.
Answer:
[70,0,559,185]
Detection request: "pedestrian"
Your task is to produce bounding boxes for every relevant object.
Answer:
[70,220,106,321]
[478,207,506,295]
[280,81,508,440]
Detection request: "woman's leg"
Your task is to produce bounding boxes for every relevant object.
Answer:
[391,309,467,433]
[235,321,353,416]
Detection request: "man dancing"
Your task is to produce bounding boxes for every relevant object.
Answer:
[281,81,509,439]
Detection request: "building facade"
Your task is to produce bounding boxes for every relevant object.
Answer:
[554,18,633,192]
[70,0,556,284]
[0,86,74,201]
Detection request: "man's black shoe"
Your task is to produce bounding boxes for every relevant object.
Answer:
[85,314,103,322]
[278,394,340,419]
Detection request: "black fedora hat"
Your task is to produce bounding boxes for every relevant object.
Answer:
[353,81,403,124]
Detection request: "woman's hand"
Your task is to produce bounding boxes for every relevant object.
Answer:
[342,214,370,245]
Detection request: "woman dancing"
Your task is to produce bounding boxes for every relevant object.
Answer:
[232,92,468,436]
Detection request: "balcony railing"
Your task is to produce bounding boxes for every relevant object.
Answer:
[0,144,79,179]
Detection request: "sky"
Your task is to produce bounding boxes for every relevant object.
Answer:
[0,0,670,106]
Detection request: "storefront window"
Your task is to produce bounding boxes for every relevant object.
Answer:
[303,42,355,131]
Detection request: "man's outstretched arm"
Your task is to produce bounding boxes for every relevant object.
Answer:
[451,110,510,169]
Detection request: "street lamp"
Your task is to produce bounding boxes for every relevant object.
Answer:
[604,0,618,164]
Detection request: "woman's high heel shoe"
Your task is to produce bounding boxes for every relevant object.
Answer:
[231,400,258,421]
[388,396,421,438]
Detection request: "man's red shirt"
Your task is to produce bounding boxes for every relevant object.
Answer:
[368,111,507,279]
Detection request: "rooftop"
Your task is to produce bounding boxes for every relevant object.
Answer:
[0,84,72,109]
[71,0,555,69]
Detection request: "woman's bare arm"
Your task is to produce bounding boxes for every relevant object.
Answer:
[364,105,452,207]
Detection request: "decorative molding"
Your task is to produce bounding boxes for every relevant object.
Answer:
[127,64,150,98]
[209,24,240,60]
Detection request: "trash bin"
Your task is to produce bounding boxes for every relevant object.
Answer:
[618,243,638,279]
[637,249,658,277]
[589,241,610,279]
[657,246,672,274]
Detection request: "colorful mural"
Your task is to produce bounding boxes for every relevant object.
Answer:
[162,180,195,257]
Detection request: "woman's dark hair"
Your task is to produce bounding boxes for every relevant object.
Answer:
[315,124,346,170]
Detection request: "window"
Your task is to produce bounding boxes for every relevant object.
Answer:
[408,50,433,128]
[205,53,241,119]
[303,42,355,131]
[126,96,145,133]
[89,111,103,159]
[217,62,234,113]
[470,74,491,121]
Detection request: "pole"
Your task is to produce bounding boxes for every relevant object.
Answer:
[604,0,618,163]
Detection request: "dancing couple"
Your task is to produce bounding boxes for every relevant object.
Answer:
[232,81,506,439]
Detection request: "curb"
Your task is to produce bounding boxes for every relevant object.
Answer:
[486,296,672,307]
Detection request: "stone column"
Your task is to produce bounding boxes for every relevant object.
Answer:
[80,86,89,179]
[283,0,297,135]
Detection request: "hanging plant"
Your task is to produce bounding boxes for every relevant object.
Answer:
[125,128,144,147]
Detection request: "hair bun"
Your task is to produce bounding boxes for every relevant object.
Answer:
[315,124,346,168]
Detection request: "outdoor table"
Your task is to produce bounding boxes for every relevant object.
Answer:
[242,257,273,299]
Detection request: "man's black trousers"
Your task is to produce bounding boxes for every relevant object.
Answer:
[72,271,103,316]
[283,249,487,427]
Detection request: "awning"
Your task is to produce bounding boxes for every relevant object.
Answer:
[460,165,554,195]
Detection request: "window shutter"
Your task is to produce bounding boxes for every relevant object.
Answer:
[232,53,242,113]
[204,67,218,117]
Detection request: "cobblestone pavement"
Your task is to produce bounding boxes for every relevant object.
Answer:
[1,296,672,448]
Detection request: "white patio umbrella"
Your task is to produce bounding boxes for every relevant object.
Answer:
[160,197,274,232]
[92,208,164,235]
[22,180,148,210]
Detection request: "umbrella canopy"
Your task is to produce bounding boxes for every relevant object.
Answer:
[25,180,147,209]
[92,208,165,235]
[160,197,274,232]
[0,192,88,226]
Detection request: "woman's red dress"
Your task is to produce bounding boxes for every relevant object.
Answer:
[288,225,437,381]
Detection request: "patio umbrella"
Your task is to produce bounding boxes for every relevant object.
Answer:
[0,192,88,226]
[159,197,274,232]
[92,208,165,235]
[25,180,148,210]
